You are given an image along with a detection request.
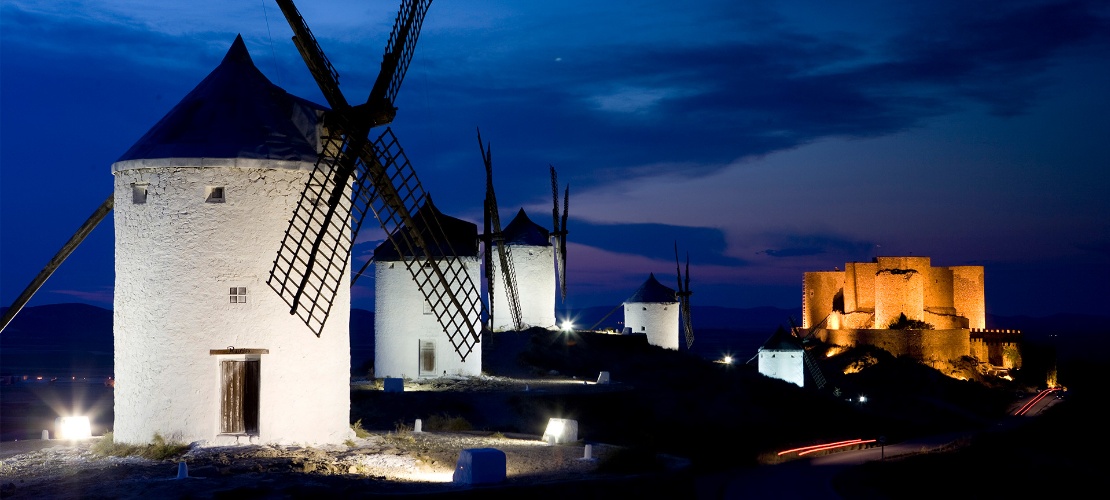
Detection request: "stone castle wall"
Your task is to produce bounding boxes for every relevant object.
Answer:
[815,328,971,366]
[802,272,843,329]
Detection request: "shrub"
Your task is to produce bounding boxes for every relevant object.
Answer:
[351,419,371,438]
[425,413,473,432]
[888,313,933,330]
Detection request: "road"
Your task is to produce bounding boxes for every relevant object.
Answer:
[693,388,1063,499]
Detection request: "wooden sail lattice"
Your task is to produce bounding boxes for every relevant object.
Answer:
[269,0,484,360]
[480,131,523,331]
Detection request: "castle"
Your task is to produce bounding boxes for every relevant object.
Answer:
[800,256,1021,376]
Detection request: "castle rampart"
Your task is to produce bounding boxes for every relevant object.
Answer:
[801,256,1007,373]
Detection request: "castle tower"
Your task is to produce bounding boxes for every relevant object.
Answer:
[489,208,556,331]
[373,198,482,378]
[623,273,679,350]
[112,36,352,445]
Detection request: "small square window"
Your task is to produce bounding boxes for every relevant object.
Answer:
[230,287,247,303]
[641,326,646,331]
[132,183,148,204]
[207,186,225,203]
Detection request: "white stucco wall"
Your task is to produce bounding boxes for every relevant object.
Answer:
[374,257,483,379]
[624,301,679,350]
[758,349,805,387]
[490,243,556,331]
[112,159,352,446]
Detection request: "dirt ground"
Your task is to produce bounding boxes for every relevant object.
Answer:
[0,375,691,499]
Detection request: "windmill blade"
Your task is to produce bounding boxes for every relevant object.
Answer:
[362,129,484,359]
[1,194,114,334]
[268,0,485,360]
[275,0,347,110]
[559,183,569,302]
[478,129,523,330]
[362,0,432,123]
[675,242,694,349]
[550,165,568,302]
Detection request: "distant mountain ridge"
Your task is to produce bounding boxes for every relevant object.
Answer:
[3,303,1104,377]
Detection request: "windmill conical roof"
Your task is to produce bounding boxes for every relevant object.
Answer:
[502,208,550,246]
[760,326,803,351]
[373,197,478,261]
[116,34,325,163]
[626,273,677,303]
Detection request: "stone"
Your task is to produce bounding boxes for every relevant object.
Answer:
[452,448,506,485]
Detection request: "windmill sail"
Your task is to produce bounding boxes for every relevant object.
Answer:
[268,0,484,360]
[0,194,114,333]
[675,242,694,349]
[479,129,523,331]
[550,166,569,302]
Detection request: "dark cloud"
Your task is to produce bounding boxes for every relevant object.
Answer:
[392,0,1110,188]
[569,221,745,267]
[757,233,878,260]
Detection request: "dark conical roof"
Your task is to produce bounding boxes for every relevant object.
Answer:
[626,273,677,303]
[116,34,326,163]
[502,208,550,246]
[373,197,479,261]
[760,326,803,351]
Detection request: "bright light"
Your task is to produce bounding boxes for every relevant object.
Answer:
[722,356,733,364]
[542,418,578,444]
[560,320,574,331]
[858,395,867,404]
[55,416,92,440]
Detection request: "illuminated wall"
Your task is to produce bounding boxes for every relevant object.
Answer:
[113,161,352,446]
[374,257,483,378]
[490,243,556,332]
[758,349,805,387]
[624,302,680,350]
[804,256,985,331]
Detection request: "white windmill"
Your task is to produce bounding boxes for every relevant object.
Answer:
[111,35,351,446]
[623,273,680,350]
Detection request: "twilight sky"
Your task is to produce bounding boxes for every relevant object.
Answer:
[2,0,1108,319]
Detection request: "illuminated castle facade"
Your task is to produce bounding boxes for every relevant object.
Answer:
[801,256,1020,373]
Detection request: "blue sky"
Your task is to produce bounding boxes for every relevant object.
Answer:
[2,0,1108,318]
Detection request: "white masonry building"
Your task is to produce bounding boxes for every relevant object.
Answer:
[373,199,483,379]
[489,208,557,331]
[623,273,680,350]
[112,36,352,446]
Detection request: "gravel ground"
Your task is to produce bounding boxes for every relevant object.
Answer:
[0,431,644,499]
[0,375,690,499]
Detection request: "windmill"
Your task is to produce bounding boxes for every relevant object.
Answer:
[477,128,524,331]
[550,166,569,303]
[674,242,694,350]
[267,0,485,361]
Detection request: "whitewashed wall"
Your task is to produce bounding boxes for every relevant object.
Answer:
[374,257,483,378]
[112,159,352,446]
[758,350,805,387]
[624,302,679,350]
[490,243,556,331]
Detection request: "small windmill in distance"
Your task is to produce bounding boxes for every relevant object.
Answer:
[675,242,695,350]
[550,166,569,303]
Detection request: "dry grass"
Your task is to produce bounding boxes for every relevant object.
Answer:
[90,432,190,460]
